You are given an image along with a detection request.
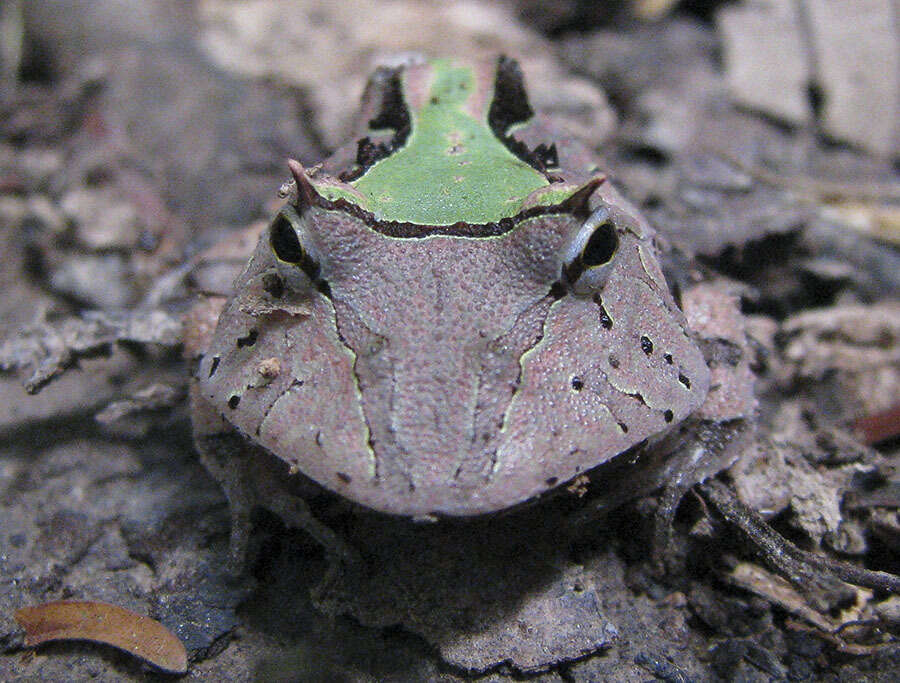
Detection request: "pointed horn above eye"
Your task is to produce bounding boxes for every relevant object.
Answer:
[562,176,606,215]
[287,158,319,208]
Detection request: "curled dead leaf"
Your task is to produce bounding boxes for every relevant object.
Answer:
[14,600,187,674]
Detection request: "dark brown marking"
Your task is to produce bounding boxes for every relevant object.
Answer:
[593,294,613,329]
[236,329,258,348]
[263,273,285,298]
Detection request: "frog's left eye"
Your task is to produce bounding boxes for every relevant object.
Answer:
[562,207,619,294]
[269,206,321,290]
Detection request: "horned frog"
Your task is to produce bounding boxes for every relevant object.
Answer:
[186,57,710,566]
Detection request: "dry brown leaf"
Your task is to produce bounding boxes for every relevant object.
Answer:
[727,562,875,637]
[727,562,838,633]
[854,403,900,445]
[14,600,188,674]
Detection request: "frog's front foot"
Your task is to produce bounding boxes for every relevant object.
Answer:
[260,485,365,611]
[197,431,361,581]
[264,492,363,570]
[195,437,257,576]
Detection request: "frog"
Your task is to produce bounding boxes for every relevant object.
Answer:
[186,56,711,568]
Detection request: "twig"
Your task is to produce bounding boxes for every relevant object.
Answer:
[699,480,900,595]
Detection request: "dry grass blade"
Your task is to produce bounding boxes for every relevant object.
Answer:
[14,600,188,674]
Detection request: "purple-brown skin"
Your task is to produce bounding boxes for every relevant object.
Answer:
[188,57,709,559]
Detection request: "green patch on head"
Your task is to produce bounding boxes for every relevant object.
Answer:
[319,60,566,226]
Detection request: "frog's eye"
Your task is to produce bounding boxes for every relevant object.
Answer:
[269,206,320,290]
[562,207,619,295]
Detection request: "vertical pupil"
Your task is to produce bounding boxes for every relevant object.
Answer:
[581,222,618,267]
[270,214,305,263]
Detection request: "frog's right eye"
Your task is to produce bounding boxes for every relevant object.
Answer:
[269,207,320,289]
[561,207,619,295]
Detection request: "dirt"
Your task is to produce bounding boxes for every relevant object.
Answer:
[1,1,898,680]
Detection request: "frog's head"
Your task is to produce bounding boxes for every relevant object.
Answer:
[198,57,709,517]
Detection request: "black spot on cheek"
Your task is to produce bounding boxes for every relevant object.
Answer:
[571,377,584,391]
[640,336,654,355]
[236,329,258,348]
[663,409,674,423]
[608,353,620,369]
[678,373,691,389]
[545,477,558,487]
[208,356,220,377]
[664,353,673,365]
[337,472,352,484]
[618,421,629,433]
[263,273,285,298]
[228,395,241,409]
[600,310,613,330]
[593,294,613,329]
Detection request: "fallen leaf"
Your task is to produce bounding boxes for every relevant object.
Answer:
[854,403,900,446]
[726,562,873,637]
[14,600,187,674]
[726,562,838,633]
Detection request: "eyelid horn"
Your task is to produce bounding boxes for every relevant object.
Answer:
[287,158,321,210]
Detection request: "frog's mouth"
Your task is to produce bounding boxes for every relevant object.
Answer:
[301,204,710,516]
